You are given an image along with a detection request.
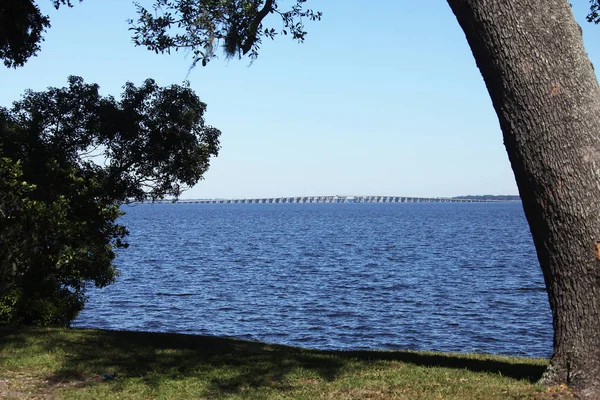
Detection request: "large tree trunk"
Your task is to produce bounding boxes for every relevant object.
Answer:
[446,0,600,397]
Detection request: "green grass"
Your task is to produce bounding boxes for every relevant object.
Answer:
[0,325,572,399]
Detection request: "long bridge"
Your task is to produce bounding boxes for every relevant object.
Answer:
[153,196,513,204]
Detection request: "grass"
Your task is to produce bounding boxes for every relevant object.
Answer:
[0,325,573,399]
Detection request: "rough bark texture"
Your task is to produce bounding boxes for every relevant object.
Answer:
[446,0,600,397]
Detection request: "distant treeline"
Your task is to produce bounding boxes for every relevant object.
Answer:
[452,195,521,201]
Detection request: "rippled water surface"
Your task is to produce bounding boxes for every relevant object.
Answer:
[75,202,552,357]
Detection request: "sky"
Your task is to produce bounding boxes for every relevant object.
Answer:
[2,1,599,199]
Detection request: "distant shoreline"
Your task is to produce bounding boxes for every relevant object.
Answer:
[452,195,521,201]
[132,195,521,205]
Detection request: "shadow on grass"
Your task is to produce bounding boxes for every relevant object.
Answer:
[337,349,546,382]
[0,325,547,396]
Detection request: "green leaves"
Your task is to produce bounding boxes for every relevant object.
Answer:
[588,0,600,23]
[0,0,82,68]
[0,77,220,326]
[10,76,221,202]
[129,0,321,67]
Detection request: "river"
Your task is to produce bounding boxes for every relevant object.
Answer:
[74,202,552,358]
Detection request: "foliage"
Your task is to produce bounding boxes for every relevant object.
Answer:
[127,0,320,67]
[1,0,321,69]
[0,0,81,68]
[587,0,600,23]
[0,155,116,326]
[0,77,220,326]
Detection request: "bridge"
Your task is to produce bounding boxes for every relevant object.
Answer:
[150,196,511,204]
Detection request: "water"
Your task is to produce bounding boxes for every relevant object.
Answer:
[74,202,553,358]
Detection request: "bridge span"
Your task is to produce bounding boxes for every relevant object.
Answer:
[156,196,509,204]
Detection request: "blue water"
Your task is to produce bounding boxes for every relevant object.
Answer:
[74,202,553,358]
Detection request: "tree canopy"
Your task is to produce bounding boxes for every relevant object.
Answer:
[130,0,321,67]
[0,0,80,68]
[0,76,220,325]
[0,0,321,68]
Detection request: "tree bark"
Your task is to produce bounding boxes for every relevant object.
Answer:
[446,0,600,397]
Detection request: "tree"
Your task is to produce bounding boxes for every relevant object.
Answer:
[0,0,80,68]
[445,2,600,396]
[0,76,220,325]
[130,0,321,67]
[129,1,600,396]
[0,0,321,69]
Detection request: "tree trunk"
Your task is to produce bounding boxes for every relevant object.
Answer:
[446,0,600,397]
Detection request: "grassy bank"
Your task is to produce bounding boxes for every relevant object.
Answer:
[0,326,571,399]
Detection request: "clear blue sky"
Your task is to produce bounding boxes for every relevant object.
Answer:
[2,1,599,199]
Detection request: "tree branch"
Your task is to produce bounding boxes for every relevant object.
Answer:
[240,0,274,54]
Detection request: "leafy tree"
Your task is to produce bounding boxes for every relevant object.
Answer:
[0,76,220,325]
[0,0,80,68]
